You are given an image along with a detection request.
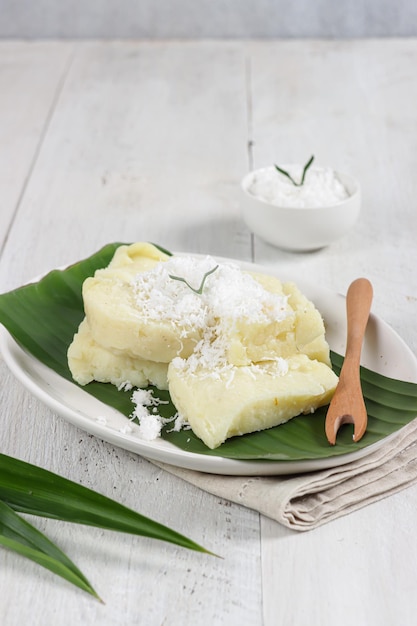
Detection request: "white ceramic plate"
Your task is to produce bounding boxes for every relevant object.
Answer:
[1,256,416,475]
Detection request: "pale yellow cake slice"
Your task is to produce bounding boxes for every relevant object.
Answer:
[81,243,319,367]
[68,318,169,390]
[223,274,331,367]
[167,354,338,449]
[283,281,331,365]
[82,244,206,363]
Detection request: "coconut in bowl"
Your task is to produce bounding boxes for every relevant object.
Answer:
[241,157,361,252]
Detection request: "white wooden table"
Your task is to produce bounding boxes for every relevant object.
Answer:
[1,39,416,626]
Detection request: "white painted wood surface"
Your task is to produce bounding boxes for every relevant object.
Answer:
[0,41,74,251]
[0,39,416,626]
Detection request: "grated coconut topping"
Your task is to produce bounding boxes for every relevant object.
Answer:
[129,255,292,439]
[132,256,288,330]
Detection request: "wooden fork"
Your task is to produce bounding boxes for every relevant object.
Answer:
[325,278,373,445]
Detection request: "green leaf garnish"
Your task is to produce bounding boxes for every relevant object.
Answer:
[0,453,210,553]
[169,265,219,295]
[274,155,315,186]
[0,500,101,601]
[0,452,214,598]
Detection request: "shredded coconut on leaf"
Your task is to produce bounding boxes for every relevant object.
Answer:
[130,388,188,441]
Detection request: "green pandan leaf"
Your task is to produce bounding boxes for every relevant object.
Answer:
[0,243,416,464]
[0,500,100,600]
[0,453,211,555]
[274,155,315,186]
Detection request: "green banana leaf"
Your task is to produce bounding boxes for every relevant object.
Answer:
[0,243,416,463]
[0,499,100,600]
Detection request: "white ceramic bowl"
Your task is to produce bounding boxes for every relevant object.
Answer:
[241,166,361,252]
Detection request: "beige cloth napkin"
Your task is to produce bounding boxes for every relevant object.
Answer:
[154,418,417,531]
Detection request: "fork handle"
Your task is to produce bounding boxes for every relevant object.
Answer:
[325,278,373,445]
[345,278,373,365]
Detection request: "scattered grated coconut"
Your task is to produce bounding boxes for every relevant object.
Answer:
[119,425,133,434]
[118,381,133,392]
[130,387,188,441]
[136,413,164,440]
[167,412,191,433]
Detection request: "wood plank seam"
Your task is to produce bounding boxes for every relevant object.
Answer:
[0,45,76,260]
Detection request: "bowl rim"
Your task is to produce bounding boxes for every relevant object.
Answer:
[241,165,360,211]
